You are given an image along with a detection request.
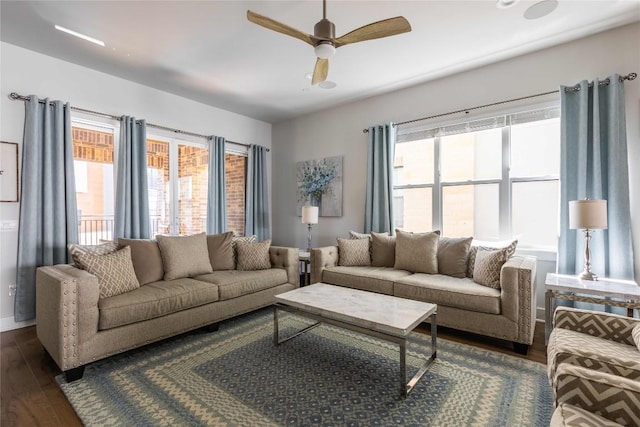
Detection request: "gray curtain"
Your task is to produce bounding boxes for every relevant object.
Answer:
[364,123,395,234]
[15,96,78,322]
[245,145,270,240]
[557,74,635,310]
[114,116,150,239]
[206,136,227,234]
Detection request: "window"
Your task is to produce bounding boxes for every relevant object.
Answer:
[72,122,116,245]
[394,106,560,249]
[225,153,247,236]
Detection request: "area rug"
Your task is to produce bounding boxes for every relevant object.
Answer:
[57,309,553,426]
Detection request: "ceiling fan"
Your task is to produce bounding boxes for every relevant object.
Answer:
[247,0,412,85]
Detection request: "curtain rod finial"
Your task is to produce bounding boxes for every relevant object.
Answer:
[9,92,20,100]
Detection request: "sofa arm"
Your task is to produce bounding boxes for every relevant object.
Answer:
[554,363,640,425]
[500,255,537,344]
[36,264,100,371]
[553,307,640,346]
[269,246,299,287]
[311,246,339,284]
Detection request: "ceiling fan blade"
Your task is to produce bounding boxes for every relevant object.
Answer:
[311,58,329,85]
[334,16,411,48]
[247,10,314,46]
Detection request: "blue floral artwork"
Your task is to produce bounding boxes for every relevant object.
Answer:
[297,156,343,217]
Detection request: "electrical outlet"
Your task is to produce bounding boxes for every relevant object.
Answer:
[8,283,16,297]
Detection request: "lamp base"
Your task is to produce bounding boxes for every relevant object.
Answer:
[577,270,598,281]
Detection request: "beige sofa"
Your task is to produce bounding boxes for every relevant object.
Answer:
[36,233,298,382]
[311,237,536,354]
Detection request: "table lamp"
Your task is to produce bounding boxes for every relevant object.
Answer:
[569,199,607,281]
[301,205,319,253]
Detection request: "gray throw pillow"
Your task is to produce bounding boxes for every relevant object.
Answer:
[473,248,509,289]
[371,232,396,267]
[207,231,235,270]
[467,239,518,278]
[438,236,473,278]
[337,237,371,266]
[156,232,214,280]
[75,246,140,299]
[118,238,165,285]
[394,229,440,274]
[349,230,370,240]
[236,240,272,271]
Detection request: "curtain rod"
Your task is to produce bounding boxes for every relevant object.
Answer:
[8,92,269,151]
[362,72,637,133]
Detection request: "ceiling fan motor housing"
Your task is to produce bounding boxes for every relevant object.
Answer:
[314,18,335,40]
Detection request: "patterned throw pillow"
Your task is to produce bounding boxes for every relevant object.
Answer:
[349,230,371,240]
[232,235,257,267]
[236,240,272,271]
[467,239,518,278]
[633,324,640,352]
[473,248,509,289]
[337,237,371,266]
[75,246,140,299]
[371,232,396,267]
[156,233,214,280]
[394,229,440,274]
[68,241,119,265]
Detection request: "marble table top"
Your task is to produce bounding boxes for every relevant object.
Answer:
[545,273,640,300]
[275,283,437,337]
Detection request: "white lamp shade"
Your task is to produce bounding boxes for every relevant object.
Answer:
[569,199,608,230]
[301,206,319,224]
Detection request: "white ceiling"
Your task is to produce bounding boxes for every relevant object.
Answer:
[1,1,639,123]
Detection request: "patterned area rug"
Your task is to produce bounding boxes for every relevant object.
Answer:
[57,309,553,426]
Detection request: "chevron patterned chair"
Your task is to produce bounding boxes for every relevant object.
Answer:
[547,306,640,426]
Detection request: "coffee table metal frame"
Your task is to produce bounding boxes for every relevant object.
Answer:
[273,302,437,398]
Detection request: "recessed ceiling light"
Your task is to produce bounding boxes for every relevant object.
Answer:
[54,25,105,47]
[524,0,558,20]
[319,81,337,89]
[496,0,520,9]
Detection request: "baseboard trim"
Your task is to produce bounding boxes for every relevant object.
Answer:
[0,316,35,332]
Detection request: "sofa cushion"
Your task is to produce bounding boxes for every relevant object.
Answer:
[371,232,396,267]
[394,229,439,274]
[236,240,271,271]
[194,269,288,300]
[337,237,371,266]
[98,278,219,330]
[633,324,640,351]
[207,231,234,270]
[321,266,412,295]
[473,248,509,289]
[232,235,257,267]
[394,274,501,315]
[550,403,623,427]
[68,241,119,265]
[437,236,472,278]
[156,233,213,280]
[75,246,140,299]
[118,238,164,285]
[467,239,518,278]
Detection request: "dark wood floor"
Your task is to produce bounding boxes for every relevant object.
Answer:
[1,319,547,426]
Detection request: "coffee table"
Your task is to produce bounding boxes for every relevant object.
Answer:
[273,283,437,398]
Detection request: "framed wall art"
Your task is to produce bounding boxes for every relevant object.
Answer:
[296,155,343,217]
[0,141,19,202]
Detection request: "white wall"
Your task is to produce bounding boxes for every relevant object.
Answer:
[0,42,272,330]
[272,22,640,320]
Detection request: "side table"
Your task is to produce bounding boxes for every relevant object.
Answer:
[545,272,640,343]
[299,251,311,286]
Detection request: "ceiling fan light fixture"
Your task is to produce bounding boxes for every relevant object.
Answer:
[314,42,335,59]
[496,0,520,9]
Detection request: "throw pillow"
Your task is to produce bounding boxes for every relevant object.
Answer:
[467,239,518,278]
[75,246,140,299]
[473,248,509,289]
[232,235,257,267]
[207,231,234,270]
[393,229,440,274]
[371,232,396,267]
[236,240,272,271]
[632,324,640,352]
[337,237,371,266]
[68,241,119,265]
[438,236,473,278]
[349,230,370,240]
[156,233,214,280]
[118,238,164,285]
